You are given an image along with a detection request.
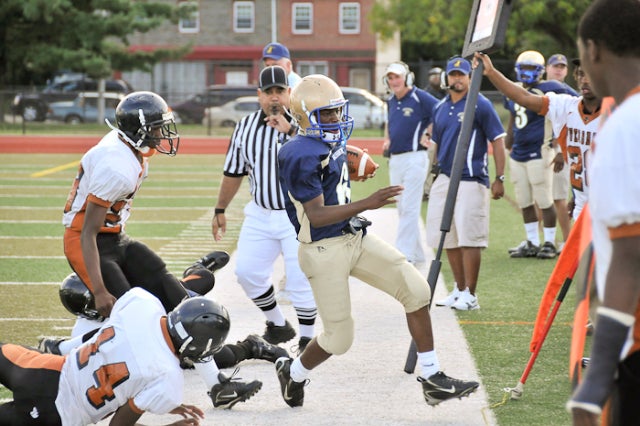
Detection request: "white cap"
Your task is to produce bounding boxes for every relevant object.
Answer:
[385,63,407,77]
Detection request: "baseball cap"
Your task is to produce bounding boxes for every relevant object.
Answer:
[259,66,288,90]
[429,67,443,76]
[385,62,408,77]
[446,57,471,75]
[547,54,568,66]
[262,42,290,60]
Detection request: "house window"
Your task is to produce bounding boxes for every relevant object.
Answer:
[292,3,313,34]
[234,1,254,33]
[339,3,360,34]
[179,1,199,33]
[297,61,328,77]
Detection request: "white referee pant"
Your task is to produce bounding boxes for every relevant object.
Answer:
[235,200,315,309]
[389,150,428,264]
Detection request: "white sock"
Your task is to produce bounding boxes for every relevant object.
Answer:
[264,307,287,326]
[289,357,311,383]
[58,335,84,355]
[524,222,540,246]
[298,324,315,339]
[194,360,221,388]
[418,350,440,379]
[543,227,557,245]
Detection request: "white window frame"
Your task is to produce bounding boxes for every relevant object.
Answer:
[339,3,360,34]
[292,3,313,34]
[178,1,200,34]
[234,1,255,33]
[297,61,328,77]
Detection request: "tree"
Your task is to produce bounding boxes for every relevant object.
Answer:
[0,0,193,87]
[368,0,592,63]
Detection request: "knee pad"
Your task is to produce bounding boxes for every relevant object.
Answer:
[318,317,354,355]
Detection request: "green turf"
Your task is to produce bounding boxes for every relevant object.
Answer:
[0,152,585,424]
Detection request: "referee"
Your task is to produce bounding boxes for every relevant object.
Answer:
[211,66,316,352]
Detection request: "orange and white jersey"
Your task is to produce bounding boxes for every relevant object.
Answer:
[62,130,148,233]
[56,288,183,425]
[540,92,601,219]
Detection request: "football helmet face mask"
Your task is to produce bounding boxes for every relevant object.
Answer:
[290,75,354,144]
[59,273,104,321]
[167,296,230,363]
[514,50,546,85]
[107,91,180,156]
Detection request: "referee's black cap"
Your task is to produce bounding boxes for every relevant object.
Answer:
[260,66,288,90]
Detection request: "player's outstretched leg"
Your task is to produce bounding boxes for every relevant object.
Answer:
[208,369,262,409]
[184,251,230,277]
[418,371,479,406]
[275,357,307,407]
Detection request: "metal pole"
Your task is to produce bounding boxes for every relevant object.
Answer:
[404,61,485,374]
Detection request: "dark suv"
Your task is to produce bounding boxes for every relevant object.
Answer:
[12,78,133,122]
[171,85,258,124]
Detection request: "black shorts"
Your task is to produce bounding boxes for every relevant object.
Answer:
[608,350,640,425]
[0,343,63,425]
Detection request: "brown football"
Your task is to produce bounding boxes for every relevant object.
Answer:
[346,144,379,181]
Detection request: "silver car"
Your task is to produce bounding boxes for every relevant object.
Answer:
[46,92,124,124]
[203,96,260,127]
[340,87,387,130]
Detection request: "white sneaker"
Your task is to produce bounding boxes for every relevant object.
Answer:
[451,290,479,311]
[435,286,461,307]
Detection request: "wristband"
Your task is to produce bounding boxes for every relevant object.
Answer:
[214,208,225,215]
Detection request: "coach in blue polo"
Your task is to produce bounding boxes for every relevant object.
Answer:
[383,61,437,266]
[427,56,506,311]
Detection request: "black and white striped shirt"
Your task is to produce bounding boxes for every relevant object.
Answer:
[223,110,292,210]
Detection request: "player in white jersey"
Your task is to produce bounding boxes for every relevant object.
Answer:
[474,54,602,222]
[0,288,232,425]
[56,91,263,409]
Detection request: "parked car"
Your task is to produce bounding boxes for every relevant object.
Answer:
[202,96,260,127]
[172,85,258,124]
[340,87,387,129]
[12,78,133,122]
[46,92,124,124]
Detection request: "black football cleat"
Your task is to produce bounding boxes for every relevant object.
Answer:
[183,251,230,277]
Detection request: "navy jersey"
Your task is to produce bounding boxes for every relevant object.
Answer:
[386,87,437,154]
[432,93,506,187]
[504,80,572,162]
[278,135,350,243]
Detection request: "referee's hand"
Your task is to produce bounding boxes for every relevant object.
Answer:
[212,212,226,241]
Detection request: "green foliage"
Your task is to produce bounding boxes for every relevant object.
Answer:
[0,0,187,85]
[369,0,592,62]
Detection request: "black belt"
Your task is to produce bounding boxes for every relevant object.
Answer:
[341,216,372,235]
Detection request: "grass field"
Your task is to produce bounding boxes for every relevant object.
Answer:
[0,147,584,425]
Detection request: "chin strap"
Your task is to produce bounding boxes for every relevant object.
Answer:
[105,118,150,154]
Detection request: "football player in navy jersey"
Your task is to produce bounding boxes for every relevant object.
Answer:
[428,57,506,311]
[275,74,479,408]
[504,50,574,259]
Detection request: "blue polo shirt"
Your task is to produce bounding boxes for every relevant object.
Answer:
[504,79,573,162]
[386,87,437,154]
[431,93,506,188]
[278,135,350,242]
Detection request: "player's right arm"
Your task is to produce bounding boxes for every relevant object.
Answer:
[474,52,544,114]
[109,402,203,426]
[212,175,243,241]
[81,201,117,317]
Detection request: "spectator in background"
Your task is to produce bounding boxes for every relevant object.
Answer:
[425,67,447,100]
[545,53,578,251]
[382,61,438,266]
[262,42,302,87]
[429,57,506,311]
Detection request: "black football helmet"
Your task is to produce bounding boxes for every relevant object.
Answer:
[167,296,230,363]
[59,273,104,321]
[108,91,180,156]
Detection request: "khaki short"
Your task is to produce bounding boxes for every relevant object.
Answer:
[509,145,554,209]
[426,174,490,249]
[553,164,570,201]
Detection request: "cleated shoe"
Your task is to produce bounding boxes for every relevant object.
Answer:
[243,334,289,363]
[418,372,479,406]
[435,287,461,307]
[296,336,311,355]
[183,251,230,277]
[37,337,64,355]
[208,369,262,409]
[263,320,296,345]
[450,291,480,311]
[275,357,307,407]
[509,240,540,258]
[536,242,557,259]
